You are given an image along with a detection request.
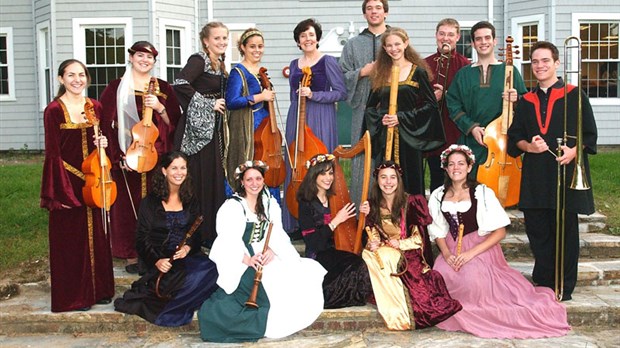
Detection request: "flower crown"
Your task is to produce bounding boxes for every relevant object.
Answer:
[440,144,476,169]
[234,160,269,180]
[373,161,403,178]
[305,154,335,169]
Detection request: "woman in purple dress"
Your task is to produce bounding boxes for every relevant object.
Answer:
[283,18,348,233]
[428,144,570,338]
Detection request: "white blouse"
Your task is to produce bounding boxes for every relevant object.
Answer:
[428,185,511,241]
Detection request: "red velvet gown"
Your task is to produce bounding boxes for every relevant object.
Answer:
[40,98,115,312]
[99,78,181,259]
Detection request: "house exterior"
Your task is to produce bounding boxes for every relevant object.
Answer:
[0,0,618,150]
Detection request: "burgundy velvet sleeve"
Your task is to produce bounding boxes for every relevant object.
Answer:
[99,79,123,166]
[155,80,182,153]
[40,101,82,211]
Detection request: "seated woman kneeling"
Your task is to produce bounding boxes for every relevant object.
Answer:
[198,160,326,343]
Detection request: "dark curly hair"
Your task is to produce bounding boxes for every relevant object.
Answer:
[236,165,268,221]
[151,151,193,205]
[296,160,335,203]
[442,150,479,192]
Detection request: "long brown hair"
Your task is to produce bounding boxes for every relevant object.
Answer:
[55,59,91,99]
[367,162,407,227]
[199,21,228,76]
[370,27,432,91]
[297,160,335,203]
[151,151,194,205]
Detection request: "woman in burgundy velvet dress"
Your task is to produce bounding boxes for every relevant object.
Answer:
[41,59,115,312]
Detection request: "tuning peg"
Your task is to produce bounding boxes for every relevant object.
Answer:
[499,53,505,57]
[513,45,520,49]
[515,50,520,55]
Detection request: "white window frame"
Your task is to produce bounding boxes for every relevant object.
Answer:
[158,19,192,81]
[72,18,132,97]
[0,27,16,101]
[72,17,133,62]
[511,14,545,74]
[36,21,53,109]
[572,13,620,106]
[457,20,477,62]
[224,23,255,71]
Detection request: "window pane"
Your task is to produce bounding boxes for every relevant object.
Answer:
[456,29,472,60]
[85,28,94,46]
[579,20,620,98]
[0,67,8,94]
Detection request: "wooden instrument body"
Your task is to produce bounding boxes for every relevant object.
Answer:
[328,131,372,254]
[285,66,328,219]
[125,77,159,173]
[477,37,522,207]
[254,67,286,187]
[82,100,117,210]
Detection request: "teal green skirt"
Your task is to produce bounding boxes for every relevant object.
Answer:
[198,268,270,343]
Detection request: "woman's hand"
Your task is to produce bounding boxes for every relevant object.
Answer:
[444,253,458,271]
[172,245,190,260]
[144,94,163,112]
[382,113,399,127]
[156,258,173,273]
[453,250,474,272]
[298,86,313,100]
[387,239,400,249]
[367,239,380,252]
[332,202,356,228]
[256,248,275,267]
[119,156,134,172]
[359,200,370,215]
[214,98,226,114]
[255,89,275,104]
[93,134,108,149]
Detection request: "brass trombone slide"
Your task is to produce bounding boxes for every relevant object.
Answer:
[555,36,590,302]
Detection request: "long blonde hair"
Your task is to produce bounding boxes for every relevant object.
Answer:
[370,27,432,91]
[199,21,228,76]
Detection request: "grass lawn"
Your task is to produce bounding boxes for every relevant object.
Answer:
[0,149,618,273]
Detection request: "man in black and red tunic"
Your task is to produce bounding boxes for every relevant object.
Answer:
[507,41,598,301]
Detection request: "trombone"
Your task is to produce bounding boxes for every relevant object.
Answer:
[555,36,590,301]
[435,43,452,115]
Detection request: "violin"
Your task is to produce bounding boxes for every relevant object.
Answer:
[82,99,118,213]
[477,36,523,207]
[254,67,286,187]
[285,66,327,218]
[125,77,159,173]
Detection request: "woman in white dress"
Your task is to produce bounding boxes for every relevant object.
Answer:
[198,160,326,342]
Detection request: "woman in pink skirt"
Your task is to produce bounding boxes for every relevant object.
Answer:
[428,144,570,339]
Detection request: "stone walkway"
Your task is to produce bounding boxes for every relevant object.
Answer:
[1,327,619,347]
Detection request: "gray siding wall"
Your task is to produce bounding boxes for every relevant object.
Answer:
[0,0,39,151]
[1,0,617,150]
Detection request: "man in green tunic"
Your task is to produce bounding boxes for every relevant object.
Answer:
[446,21,527,177]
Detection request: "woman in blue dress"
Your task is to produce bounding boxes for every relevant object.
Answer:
[283,18,348,233]
[114,151,219,327]
[225,27,280,201]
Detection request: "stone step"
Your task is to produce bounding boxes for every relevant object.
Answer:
[291,231,620,261]
[504,209,607,234]
[112,259,620,293]
[1,282,618,335]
